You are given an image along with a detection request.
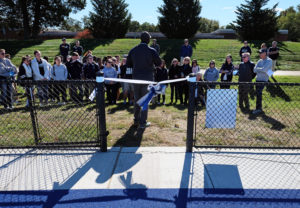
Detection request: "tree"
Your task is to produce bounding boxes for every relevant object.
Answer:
[0,0,86,39]
[129,21,140,32]
[89,0,131,38]
[158,0,202,38]
[198,18,219,33]
[139,22,159,32]
[278,5,300,41]
[59,17,83,32]
[232,0,278,40]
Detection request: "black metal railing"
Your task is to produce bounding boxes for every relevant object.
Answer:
[0,78,107,151]
[186,81,300,151]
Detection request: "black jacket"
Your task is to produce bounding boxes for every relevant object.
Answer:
[126,43,161,81]
[60,43,70,57]
[220,63,234,82]
[155,67,168,82]
[82,63,100,79]
[181,64,192,77]
[18,64,33,80]
[66,60,83,80]
[238,61,255,82]
[168,65,181,80]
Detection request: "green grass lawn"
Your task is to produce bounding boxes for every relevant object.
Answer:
[0,76,299,148]
[1,38,300,71]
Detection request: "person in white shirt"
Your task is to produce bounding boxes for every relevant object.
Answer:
[31,50,51,106]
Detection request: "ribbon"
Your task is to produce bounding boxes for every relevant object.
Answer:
[137,84,167,111]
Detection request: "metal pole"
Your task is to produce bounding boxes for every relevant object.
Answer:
[26,83,39,145]
[186,74,196,152]
[96,72,108,152]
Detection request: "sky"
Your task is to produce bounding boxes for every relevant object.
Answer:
[70,0,299,27]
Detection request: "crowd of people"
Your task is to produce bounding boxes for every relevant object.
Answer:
[0,37,279,115]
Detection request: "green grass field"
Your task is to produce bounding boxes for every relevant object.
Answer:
[1,39,300,71]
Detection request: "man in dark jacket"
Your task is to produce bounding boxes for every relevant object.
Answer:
[60,38,70,63]
[237,52,255,111]
[66,52,83,103]
[127,31,162,128]
[180,39,193,65]
[82,54,100,100]
[239,41,252,62]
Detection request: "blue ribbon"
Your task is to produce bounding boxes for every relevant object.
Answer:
[137,84,166,111]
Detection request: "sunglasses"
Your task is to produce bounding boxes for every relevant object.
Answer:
[107,62,112,64]
[242,56,247,58]
[0,53,5,55]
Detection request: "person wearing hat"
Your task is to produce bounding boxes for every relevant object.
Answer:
[60,38,70,63]
[239,41,252,62]
[126,31,162,129]
[252,48,272,115]
[66,52,84,103]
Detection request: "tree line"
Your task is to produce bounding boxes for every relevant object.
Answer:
[0,0,299,41]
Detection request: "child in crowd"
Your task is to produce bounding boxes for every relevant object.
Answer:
[155,59,168,105]
[103,59,118,105]
[204,60,219,89]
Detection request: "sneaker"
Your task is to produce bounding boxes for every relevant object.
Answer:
[139,122,151,129]
[58,102,63,105]
[157,102,161,105]
[39,103,44,107]
[123,100,127,105]
[252,109,263,115]
[163,102,166,105]
[61,102,66,105]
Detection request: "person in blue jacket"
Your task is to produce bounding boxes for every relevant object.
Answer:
[180,39,193,65]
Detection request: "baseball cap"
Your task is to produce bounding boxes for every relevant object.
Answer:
[71,52,79,56]
[62,37,66,41]
[259,48,267,54]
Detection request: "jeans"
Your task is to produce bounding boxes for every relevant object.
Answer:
[37,84,49,103]
[0,80,13,107]
[239,85,250,108]
[105,83,117,104]
[256,81,266,110]
[70,84,83,103]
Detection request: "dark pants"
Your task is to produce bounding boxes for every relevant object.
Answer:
[183,82,189,104]
[84,82,94,100]
[0,80,13,108]
[54,84,67,102]
[178,83,184,104]
[256,82,266,110]
[239,85,250,109]
[133,84,148,125]
[105,83,117,104]
[70,84,83,103]
[220,80,231,89]
[48,82,55,101]
[157,94,165,103]
[170,83,178,103]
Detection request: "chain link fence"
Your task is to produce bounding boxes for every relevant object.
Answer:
[186,81,300,150]
[0,80,107,151]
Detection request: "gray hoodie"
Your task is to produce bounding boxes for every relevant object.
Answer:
[0,58,17,78]
[254,57,272,82]
[52,64,68,81]
[204,67,219,82]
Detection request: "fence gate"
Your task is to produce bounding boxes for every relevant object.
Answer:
[0,80,107,151]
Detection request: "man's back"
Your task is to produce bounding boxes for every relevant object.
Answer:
[127,43,161,81]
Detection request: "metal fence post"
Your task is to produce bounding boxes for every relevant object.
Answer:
[26,83,39,145]
[186,74,196,152]
[96,72,108,152]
